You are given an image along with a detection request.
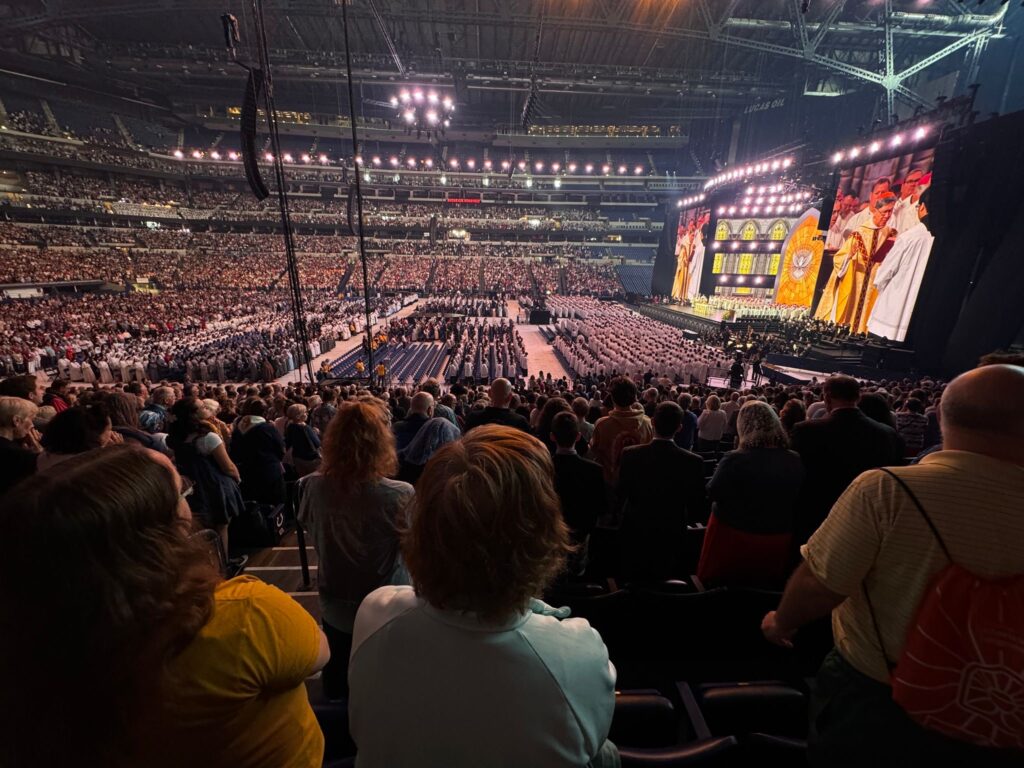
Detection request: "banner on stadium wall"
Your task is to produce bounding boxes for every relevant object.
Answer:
[774,208,824,308]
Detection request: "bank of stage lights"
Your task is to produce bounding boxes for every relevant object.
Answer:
[677,194,706,208]
[390,89,454,138]
[703,156,794,192]
[714,188,814,219]
[831,125,929,166]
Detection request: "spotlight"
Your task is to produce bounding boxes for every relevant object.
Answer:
[319,153,328,164]
[730,241,739,250]
[746,186,755,194]
[440,174,447,184]
[501,160,511,170]
[264,152,273,161]
[782,158,792,168]
[403,110,415,123]
[407,157,417,167]
[749,242,758,251]
[525,178,534,187]
[771,160,780,170]
[850,148,860,159]
[467,159,476,169]
[390,156,400,166]
[568,162,577,173]
[740,207,749,214]
[363,172,370,181]
[211,151,221,160]
[535,161,544,172]
[717,207,726,215]
[634,165,644,174]
[442,96,453,109]
[449,158,459,168]
[737,275,746,284]
[891,134,904,147]
[585,164,594,173]
[426,111,439,124]
[832,152,843,164]
[393,174,400,182]
[228,151,239,161]
[720,275,728,283]
[390,96,399,107]
[372,156,381,166]
[711,241,721,250]
[483,177,490,186]
[191,150,202,159]
[427,92,439,104]
[300,153,309,163]
[484,160,493,170]
[869,141,881,153]
[914,126,927,140]
[553,178,562,188]
[425,158,434,168]
[399,90,411,102]
[412,90,424,102]
[518,160,527,170]
[728,206,736,214]
[752,206,759,214]
[552,162,561,172]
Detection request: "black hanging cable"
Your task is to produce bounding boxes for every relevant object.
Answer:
[247,0,315,384]
[341,0,376,381]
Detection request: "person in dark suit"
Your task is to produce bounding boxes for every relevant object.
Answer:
[463,378,530,433]
[618,401,706,582]
[392,392,433,452]
[790,375,903,544]
[549,411,607,575]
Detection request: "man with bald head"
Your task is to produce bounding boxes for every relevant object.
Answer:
[762,364,1024,766]
[393,391,434,452]
[463,378,530,433]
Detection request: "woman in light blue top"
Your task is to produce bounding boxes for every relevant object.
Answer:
[350,425,618,767]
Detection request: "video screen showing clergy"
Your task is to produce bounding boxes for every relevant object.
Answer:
[815,150,935,342]
[670,207,711,301]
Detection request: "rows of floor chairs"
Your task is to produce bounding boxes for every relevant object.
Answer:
[327,342,446,383]
[615,264,654,296]
[311,576,820,766]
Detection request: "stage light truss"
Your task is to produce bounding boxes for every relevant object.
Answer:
[830,125,930,166]
[390,88,454,138]
[704,157,795,192]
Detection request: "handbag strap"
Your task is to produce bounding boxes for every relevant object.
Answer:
[862,468,953,674]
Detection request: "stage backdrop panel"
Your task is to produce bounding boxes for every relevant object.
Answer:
[815,148,935,342]
[775,208,825,307]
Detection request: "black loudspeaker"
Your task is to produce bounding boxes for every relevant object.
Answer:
[429,215,438,246]
[816,170,839,232]
[530,309,552,324]
[345,182,359,236]
[240,68,270,201]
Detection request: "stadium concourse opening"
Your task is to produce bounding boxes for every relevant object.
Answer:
[2,1,1024,766]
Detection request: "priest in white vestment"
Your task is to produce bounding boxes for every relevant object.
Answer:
[867,192,934,342]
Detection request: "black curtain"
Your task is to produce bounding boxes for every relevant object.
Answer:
[906,111,1024,375]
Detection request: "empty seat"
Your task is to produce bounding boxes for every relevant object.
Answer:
[694,682,808,739]
[618,736,739,767]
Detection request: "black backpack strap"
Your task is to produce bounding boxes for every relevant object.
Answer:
[878,468,953,564]
[862,468,952,675]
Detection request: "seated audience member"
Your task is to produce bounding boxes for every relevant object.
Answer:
[139,385,175,433]
[397,416,461,485]
[392,391,434,451]
[462,377,530,432]
[104,390,165,452]
[790,376,902,544]
[698,402,804,589]
[591,376,653,485]
[167,398,244,554]
[550,411,607,574]
[762,364,1024,767]
[779,398,806,436]
[858,392,907,459]
[284,403,321,477]
[349,425,617,767]
[0,396,39,495]
[895,397,928,457]
[43,379,71,413]
[201,399,233,443]
[696,394,729,452]
[37,403,118,472]
[231,398,286,505]
[618,401,706,582]
[298,399,414,700]
[571,397,596,443]
[0,373,45,405]
[0,447,329,768]
[674,392,699,451]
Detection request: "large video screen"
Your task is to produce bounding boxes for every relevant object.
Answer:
[670,206,710,301]
[815,148,935,341]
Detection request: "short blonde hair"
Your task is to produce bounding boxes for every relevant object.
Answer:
[286,403,308,422]
[0,396,37,428]
[403,425,572,623]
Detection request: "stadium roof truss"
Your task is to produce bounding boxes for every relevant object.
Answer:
[2,0,1009,125]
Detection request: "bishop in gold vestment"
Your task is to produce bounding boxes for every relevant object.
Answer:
[814,195,896,333]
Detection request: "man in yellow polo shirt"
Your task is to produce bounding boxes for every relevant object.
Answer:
[762,364,1024,767]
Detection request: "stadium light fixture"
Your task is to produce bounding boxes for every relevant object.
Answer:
[211,151,222,160]
[525,178,534,187]
[425,158,434,168]
[585,164,594,173]
[553,178,562,188]
[228,151,239,161]
[501,160,511,170]
[552,162,561,172]
[484,160,493,170]
[300,153,310,163]
[440,174,447,184]
[568,163,577,173]
[467,159,476,169]
[372,156,381,166]
[264,152,274,162]
[319,153,328,164]
[191,150,202,159]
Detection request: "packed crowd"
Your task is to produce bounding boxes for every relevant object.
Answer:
[1,348,1021,766]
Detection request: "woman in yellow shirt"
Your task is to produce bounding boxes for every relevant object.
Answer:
[0,445,329,768]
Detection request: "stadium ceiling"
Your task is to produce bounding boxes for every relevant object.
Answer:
[1,0,1012,126]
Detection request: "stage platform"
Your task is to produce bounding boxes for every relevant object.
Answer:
[630,302,744,335]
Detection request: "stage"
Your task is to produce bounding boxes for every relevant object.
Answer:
[631,302,743,336]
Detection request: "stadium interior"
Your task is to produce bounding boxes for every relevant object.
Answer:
[2,1,1024,766]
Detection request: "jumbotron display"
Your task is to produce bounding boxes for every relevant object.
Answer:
[816,148,935,341]
[669,205,710,301]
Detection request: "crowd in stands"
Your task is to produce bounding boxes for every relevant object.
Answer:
[2,344,1021,766]
[562,261,621,296]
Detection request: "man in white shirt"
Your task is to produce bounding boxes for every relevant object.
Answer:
[889,169,924,234]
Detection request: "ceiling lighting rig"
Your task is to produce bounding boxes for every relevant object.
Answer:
[677,194,707,208]
[389,89,454,139]
[830,125,930,166]
[703,156,795,192]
